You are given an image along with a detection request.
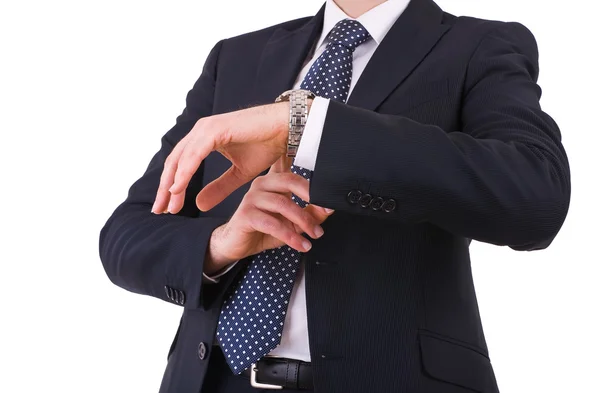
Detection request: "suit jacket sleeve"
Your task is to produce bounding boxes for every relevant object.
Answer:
[308,22,571,251]
[99,40,241,310]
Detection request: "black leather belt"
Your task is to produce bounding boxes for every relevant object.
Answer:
[241,357,313,390]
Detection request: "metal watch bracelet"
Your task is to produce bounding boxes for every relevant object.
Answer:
[275,89,316,158]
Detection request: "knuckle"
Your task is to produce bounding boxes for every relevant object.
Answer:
[250,214,272,231]
[300,209,314,225]
[248,215,262,229]
[196,116,211,129]
[164,155,176,167]
[240,193,255,208]
[235,206,251,222]
[259,217,277,232]
[273,195,289,211]
[250,175,265,190]
[284,231,296,245]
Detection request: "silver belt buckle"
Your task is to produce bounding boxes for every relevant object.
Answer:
[250,362,283,390]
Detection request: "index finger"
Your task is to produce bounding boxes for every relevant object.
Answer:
[151,137,188,213]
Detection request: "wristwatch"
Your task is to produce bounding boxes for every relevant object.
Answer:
[275,89,316,158]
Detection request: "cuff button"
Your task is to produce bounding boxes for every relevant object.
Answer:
[347,190,363,204]
[164,285,173,301]
[370,197,384,211]
[382,199,397,213]
[359,193,373,208]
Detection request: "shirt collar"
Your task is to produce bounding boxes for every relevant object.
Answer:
[314,0,411,50]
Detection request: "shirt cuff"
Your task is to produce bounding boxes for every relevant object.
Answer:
[202,260,239,284]
[294,97,331,171]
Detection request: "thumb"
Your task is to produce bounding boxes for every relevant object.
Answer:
[196,165,250,211]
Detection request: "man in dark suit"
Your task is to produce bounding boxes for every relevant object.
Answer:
[99,0,570,392]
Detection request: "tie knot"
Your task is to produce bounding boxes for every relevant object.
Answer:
[327,19,371,51]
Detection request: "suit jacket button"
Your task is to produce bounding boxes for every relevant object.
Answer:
[198,342,208,360]
[359,193,373,208]
[370,197,384,211]
[382,199,397,213]
[347,190,362,204]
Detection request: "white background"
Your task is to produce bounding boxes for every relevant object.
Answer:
[1,0,598,392]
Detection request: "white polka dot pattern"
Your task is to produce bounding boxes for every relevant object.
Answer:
[299,19,370,103]
[216,19,371,375]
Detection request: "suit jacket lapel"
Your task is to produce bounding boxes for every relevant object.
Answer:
[347,0,450,111]
[253,4,325,105]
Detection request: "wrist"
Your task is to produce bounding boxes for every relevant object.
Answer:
[204,224,236,275]
[274,101,290,141]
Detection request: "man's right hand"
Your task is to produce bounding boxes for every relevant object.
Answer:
[204,167,334,275]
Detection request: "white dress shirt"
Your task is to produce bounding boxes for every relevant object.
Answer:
[207,0,411,361]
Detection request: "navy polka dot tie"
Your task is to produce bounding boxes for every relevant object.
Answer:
[216,19,371,374]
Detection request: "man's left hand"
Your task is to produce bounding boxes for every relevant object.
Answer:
[152,102,298,214]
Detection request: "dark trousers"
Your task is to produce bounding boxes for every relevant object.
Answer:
[201,346,314,393]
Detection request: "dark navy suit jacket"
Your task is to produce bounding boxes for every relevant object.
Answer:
[99,0,570,392]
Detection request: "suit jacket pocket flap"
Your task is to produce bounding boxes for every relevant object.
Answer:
[419,332,499,393]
